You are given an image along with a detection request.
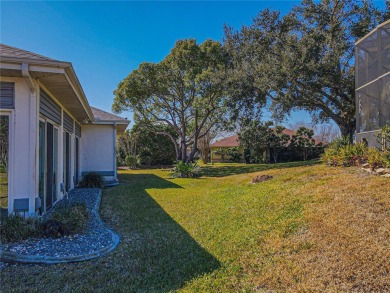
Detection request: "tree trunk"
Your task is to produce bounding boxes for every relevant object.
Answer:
[181,141,187,162]
[338,121,356,143]
[187,141,199,163]
[272,149,279,163]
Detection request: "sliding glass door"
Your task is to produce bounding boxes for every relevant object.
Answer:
[63,132,71,192]
[75,137,79,185]
[38,120,59,213]
[0,115,9,215]
[38,121,45,214]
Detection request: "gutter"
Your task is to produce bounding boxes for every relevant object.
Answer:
[21,63,35,92]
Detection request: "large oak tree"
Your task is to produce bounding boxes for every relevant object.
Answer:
[113,39,229,162]
[224,0,386,140]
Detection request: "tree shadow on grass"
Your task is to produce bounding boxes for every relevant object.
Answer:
[110,173,220,292]
[200,160,321,178]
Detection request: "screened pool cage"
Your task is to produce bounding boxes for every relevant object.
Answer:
[355,20,390,147]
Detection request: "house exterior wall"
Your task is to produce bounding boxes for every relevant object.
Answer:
[0,77,83,214]
[80,124,116,179]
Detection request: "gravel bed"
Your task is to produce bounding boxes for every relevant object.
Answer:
[0,188,118,263]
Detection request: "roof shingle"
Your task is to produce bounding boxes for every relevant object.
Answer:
[91,106,129,123]
[0,43,61,62]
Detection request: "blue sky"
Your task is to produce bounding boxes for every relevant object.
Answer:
[0,1,386,129]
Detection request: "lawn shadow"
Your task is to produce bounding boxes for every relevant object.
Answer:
[200,160,321,177]
[110,173,220,292]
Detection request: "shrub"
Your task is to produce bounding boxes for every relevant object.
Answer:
[140,155,152,167]
[381,150,390,167]
[125,155,140,169]
[0,214,41,243]
[169,161,200,178]
[377,124,390,151]
[47,203,89,236]
[226,147,242,163]
[0,163,6,173]
[78,172,104,188]
[322,137,368,167]
[0,203,90,243]
[367,148,384,169]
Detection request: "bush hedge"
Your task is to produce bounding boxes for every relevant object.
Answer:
[78,172,104,188]
[322,132,390,168]
[0,203,89,243]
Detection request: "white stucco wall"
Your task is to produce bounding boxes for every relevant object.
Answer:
[80,124,116,179]
[0,77,37,214]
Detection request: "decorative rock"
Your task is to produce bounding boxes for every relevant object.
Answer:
[381,173,390,178]
[375,168,386,175]
[362,163,370,168]
[0,188,120,265]
[363,168,373,174]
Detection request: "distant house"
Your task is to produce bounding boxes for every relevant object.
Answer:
[210,134,244,162]
[210,128,323,163]
[0,44,129,215]
[355,20,390,147]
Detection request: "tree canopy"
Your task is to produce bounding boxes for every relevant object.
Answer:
[113,39,229,162]
[238,121,290,163]
[224,0,387,140]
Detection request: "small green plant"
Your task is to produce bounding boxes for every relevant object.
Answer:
[47,203,89,236]
[126,155,140,169]
[0,214,41,243]
[78,172,104,188]
[169,161,200,178]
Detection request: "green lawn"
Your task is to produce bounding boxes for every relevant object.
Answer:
[1,162,389,292]
[0,172,8,209]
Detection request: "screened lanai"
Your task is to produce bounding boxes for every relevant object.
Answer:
[356,20,390,146]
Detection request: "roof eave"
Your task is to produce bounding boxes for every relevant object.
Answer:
[64,66,94,121]
[0,56,71,68]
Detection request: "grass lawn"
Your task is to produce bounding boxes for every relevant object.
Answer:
[0,172,8,209]
[1,161,389,292]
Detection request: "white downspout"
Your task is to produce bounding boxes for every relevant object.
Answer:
[22,63,38,214]
[113,123,117,180]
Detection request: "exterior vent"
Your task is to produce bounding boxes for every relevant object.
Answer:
[63,111,74,133]
[0,82,15,109]
[75,122,81,137]
[40,90,61,125]
[14,198,29,212]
